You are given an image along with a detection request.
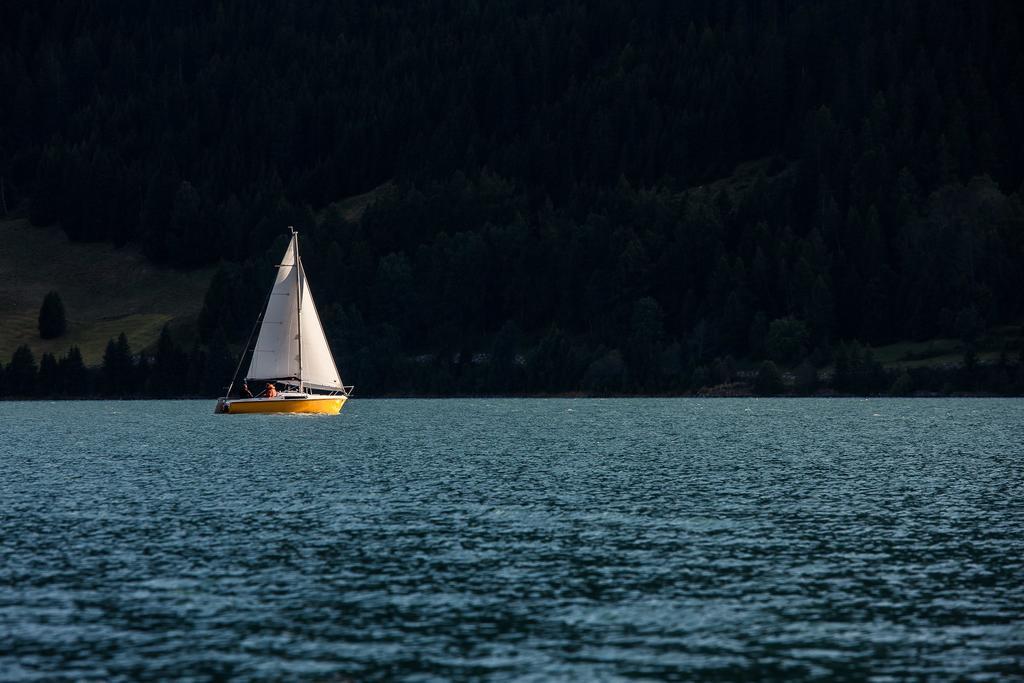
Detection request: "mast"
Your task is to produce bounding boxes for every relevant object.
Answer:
[292,226,303,393]
[244,226,341,394]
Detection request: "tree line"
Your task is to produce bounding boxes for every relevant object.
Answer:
[4,323,1023,398]
[2,0,1023,396]
[0,327,235,399]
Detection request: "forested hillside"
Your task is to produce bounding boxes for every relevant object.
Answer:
[2,0,1024,395]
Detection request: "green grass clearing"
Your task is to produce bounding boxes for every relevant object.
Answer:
[321,181,396,223]
[0,218,214,366]
[870,325,1022,369]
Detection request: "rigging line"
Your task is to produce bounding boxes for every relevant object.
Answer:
[224,260,282,399]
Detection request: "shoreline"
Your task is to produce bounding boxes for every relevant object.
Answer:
[2,392,1021,401]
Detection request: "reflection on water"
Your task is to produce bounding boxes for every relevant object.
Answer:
[1,399,1022,679]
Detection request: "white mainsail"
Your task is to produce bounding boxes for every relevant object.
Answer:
[246,234,343,391]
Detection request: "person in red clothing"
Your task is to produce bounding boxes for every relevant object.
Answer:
[265,383,278,398]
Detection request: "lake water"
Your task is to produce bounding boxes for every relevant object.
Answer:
[1,398,1022,680]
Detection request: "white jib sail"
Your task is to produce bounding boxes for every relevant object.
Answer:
[246,235,342,391]
[297,259,343,391]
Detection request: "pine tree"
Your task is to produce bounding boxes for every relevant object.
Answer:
[6,345,38,397]
[203,328,237,396]
[135,354,151,394]
[168,180,205,265]
[102,333,134,396]
[185,342,207,396]
[150,326,188,397]
[626,297,665,390]
[37,352,59,396]
[29,146,63,226]
[766,317,810,365]
[38,291,67,339]
[60,346,89,396]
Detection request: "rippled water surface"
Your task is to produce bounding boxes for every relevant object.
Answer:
[1,398,1022,680]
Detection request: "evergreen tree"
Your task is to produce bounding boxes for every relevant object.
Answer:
[102,333,134,396]
[6,345,38,397]
[60,346,89,396]
[168,181,204,265]
[961,343,979,391]
[29,147,63,226]
[754,361,785,396]
[889,369,914,396]
[38,291,67,339]
[203,329,237,396]
[748,312,769,359]
[135,354,152,394]
[766,318,810,365]
[185,342,207,396]
[626,297,665,390]
[794,359,818,395]
[37,352,59,396]
[485,321,524,393]
[526,327,581,393]
[582,350,628,394]
[149,326,188,397]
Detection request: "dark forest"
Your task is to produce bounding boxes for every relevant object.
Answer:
[2,0,1024,397]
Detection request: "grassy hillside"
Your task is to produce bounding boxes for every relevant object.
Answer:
[870,325,1023,369]
[322,181,396,223]
[0,219,214,366]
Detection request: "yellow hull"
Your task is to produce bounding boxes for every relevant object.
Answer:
[219,396,347,415]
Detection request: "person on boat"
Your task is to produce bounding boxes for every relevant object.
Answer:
[265,383,278,398]
[241,382,253,398]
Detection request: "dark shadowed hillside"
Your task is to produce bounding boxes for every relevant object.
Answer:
[2,0,1023,396]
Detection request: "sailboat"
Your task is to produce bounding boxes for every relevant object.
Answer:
[215,227,351,414]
